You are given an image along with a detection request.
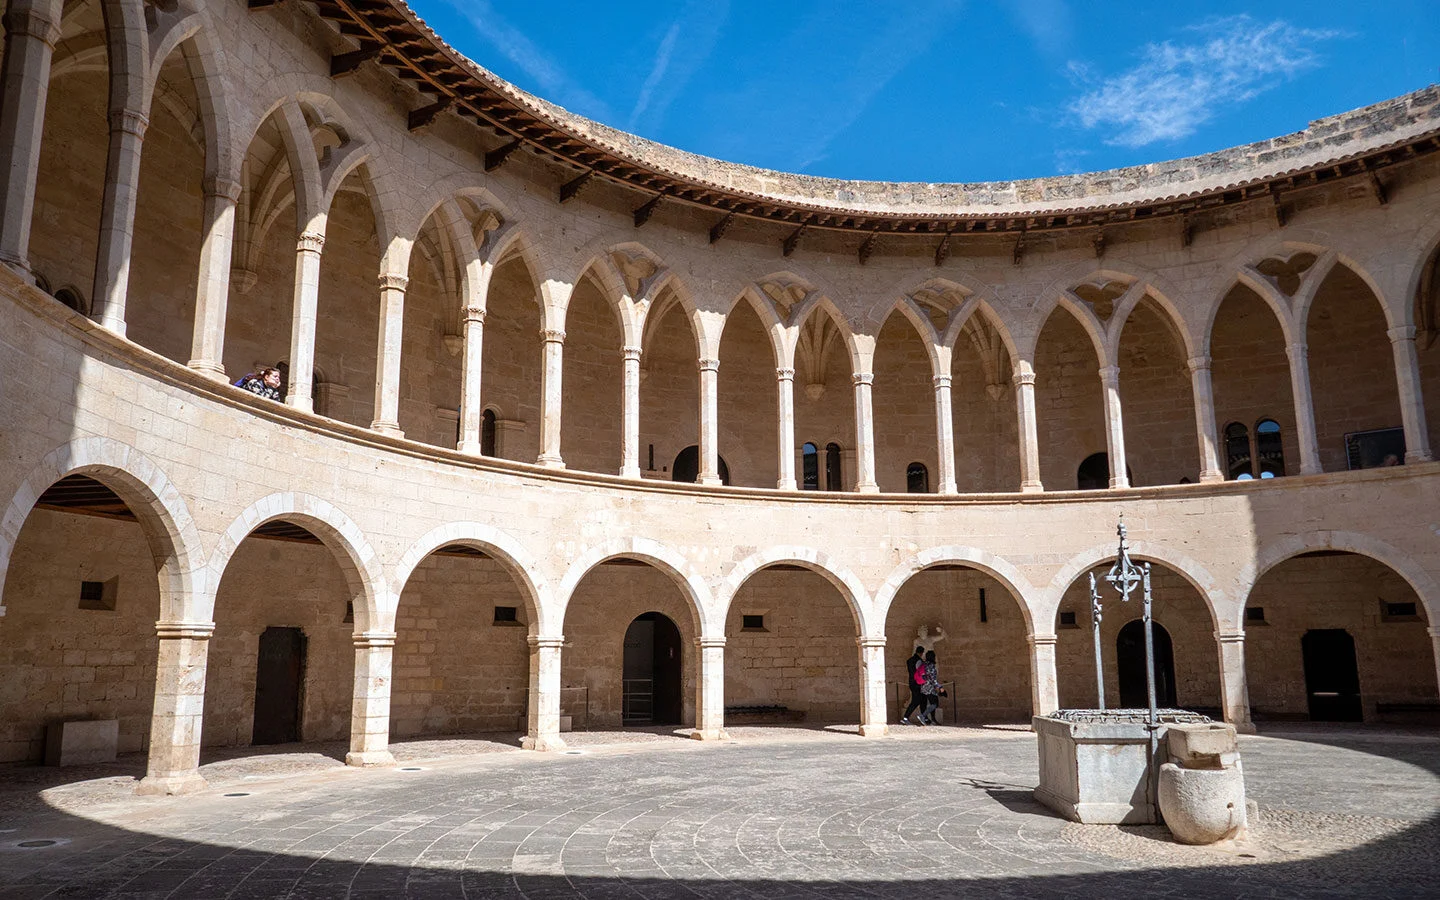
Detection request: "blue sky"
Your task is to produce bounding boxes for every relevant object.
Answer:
[408,1,1440,182]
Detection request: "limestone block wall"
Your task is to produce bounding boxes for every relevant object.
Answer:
[1118,302,1198,485]
[479,259,544,462]
[559,280,625,475]
[1209,286,1301,473]
[873,317,939,493]
[717,300,780,488]
[29,69,107,312]
[1035,313,1107,489]
[724,570,860,722]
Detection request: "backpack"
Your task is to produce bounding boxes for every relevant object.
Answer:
[913,664,926,686]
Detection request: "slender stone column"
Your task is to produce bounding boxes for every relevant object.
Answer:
[457,306,486,454]
[523,635,567,751]
[186,177,243,381]
[347,631,397,766]
[0,1,61,274]
[698,357,722,485]
[933,374,958,494]
[1388,326,1434,463]
[370,273,407,436]
[1187,355,1224,482]
[858,638,889,736]
[286,230,325,413]
[691,638,729,741]
[537,330,566,467]
[1215,631,1255,734]
[1013,364,1044,492]
[92,108,150,334]
[776,366,797,490]
[620,345,642,478]
[136,622,213,796]
[1429,627,1440,711]
[852,372,880,492]
[1027,633,1059,718]
[1285,341,1323,474]
[1099,365,1130,488]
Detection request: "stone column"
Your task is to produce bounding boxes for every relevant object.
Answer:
[92,107,150,334]
[523,635,567,751]
[1215,631,1255,734]
[286,230,325,413]
[1187,355,1224,482]
[776,367,797,490]
[852,373,880,492]
[697,357,722,485]
[136,622,212,796]
[1099,365,1130,488]
[620,345,642,477]
[347,631,397,766]
[537,330,565,467]
[1013,364,1044,492]
[1285,341,1323,475]
[1429,626,1440,713]
[858,637,889,736]
[933,374,958,494]
[0,0,61,274]
[186,177,243,381]
[692,638,729,741]
[370,273,407,437]
[457,305,486,454]
[1027,633,1059,718]
[1388,326,1434,463]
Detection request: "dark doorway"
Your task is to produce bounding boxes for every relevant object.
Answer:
[622,612,683,725]
[1302,629,1363,722]
[252,626,306,745]
[671,446,730,485]
[1116,619,1177,708]
[1077,453,1135,490]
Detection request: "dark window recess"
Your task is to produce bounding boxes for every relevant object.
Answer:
[1255,419,1285,476]
[1382,601,1419,621]
[1225,422,1252,479]
[481,409,497,457]
[906,462,929,494]
[493,605,519,624]
[1058,611,1078,628]
[78,579,116,611]
[1345,427,1405,470]
[343,601,354,624]
[1245,606,1266,624]
[979,587,988,623]
[825,443,843,491]
[802,443,819,490]
[741,614,766,631]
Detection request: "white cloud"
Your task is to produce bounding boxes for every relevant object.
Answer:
[629,22,680,129]
[628,1,728,134]
[1069,16,1338,147]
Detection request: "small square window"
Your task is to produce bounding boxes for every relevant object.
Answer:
[1381,600,1420,622]
[78,578,116,611]
[1245,606,1267,625]
[741,614,766,632]
[1058,611,1078,628]
[493,605,521,625]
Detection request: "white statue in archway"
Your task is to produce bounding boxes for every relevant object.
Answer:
[915,624,947,655]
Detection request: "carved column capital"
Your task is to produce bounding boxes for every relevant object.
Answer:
[1285,341,1308,360]
[3,9,61,46]
[353,631,397,649]
[1186,355,1213,374]
[856,637,888,650]
[377,273,409,292]
[109,108,150,139]
[1027,633,1058,648]
[698,357,720,373]
[297,231,326,254]
[528,634,566,650]
[155,621,216,640]
[203,176,243,203]
[775,366,795,382]
[851,372,874,387]
[1388,325,1418,343]
[695,637,728,650]
[932,374,952,389]
[540,329,566,345]
[463,305,486,324]
[1012,366,1036,387]
[1098,364,1121,386]
[622,345,642,362]
[1215,631,1246,645]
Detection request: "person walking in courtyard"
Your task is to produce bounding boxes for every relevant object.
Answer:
[901,645,926,724]
[920,649,945,725]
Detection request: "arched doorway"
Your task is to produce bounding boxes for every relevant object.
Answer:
[1302,629,1363,722]
[1116,620,1177,709]
[671,445,730,485]
[622,612,683,726]
[252,626,306,745]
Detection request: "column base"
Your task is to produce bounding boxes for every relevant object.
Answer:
[187,360,229,382]
[1198,469,1224,483]
[620,465,641,479]
[1405,450,1433,464]
[854,482,880,494]
[859,723,888,738]
[522,732,568,752]
[286,395,314,414]
[99,315,127,337]
[346,749,396,767]
[699,475,723,486]
[136,772,208,796]
[1230,720,1257,735]
[457,439,482,456]
[690,727,731,741]
[776,478,796,490]
[0,256,33,281]
[536,454,566,469]
[938,482,957,495]
[370,421,404,438]
[1108,478,1130,489]
[1021,480,1044,493]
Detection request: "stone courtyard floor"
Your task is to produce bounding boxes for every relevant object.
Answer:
[0,723,1435,898]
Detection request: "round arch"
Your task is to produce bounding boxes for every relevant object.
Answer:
[393,522,551,633]
[717,545,872,638]
[556,538,711,638]
[873,546,1038,635]
[1041,541,1229,635]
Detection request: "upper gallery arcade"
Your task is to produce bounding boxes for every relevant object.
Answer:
[0,0,1437,794]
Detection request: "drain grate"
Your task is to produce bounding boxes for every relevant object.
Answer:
[17,840,56,849]
[399,766,423,772]
[223,792,250,798]
[563,750,585,755]
[2,838,69,852]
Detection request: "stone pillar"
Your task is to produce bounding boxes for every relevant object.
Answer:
[523,635,567,751]
[1099,365,1130,488]
[1388,326,1434,463]
[1429,626,1440,713]
[858,637,889,737]
[776,367,797,490]
[186,177,243,381]
[286,230,325,413]
[0,0,60,274]
[1027,633,1059,718]
[370,273,407,437]
[347,631,397,766]
[1215,631,1255,734]
[457,305,486,454]
[1187,356,1224,482]
[537,330,565,467]
[620,345,642,478]
[933,374,957,494]
[92,108,150,335]
[852,373,880,493]
[698,357,722,485]
[692,637,729,741]
[1285,341,1323,475]
[136,622,212,796]
[1014,364,1044,492]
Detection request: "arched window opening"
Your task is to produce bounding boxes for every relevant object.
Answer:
[671,446,730,485]
[1255,418,1285,477]
[801,442,819,490]
[825,443,842,491]
[1076,453,1109,490]
[54,287,87,315]
[481,409,497,457]
[906,462,929,494]
[1225,422,1252,480]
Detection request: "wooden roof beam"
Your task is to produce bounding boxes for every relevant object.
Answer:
[709,211,736,244]
[559,169,594,204]
[782,219,810,257]
[633,192,665,228]
[483,138,523,172]
[331,44,383,78]
[407,97,451,131]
